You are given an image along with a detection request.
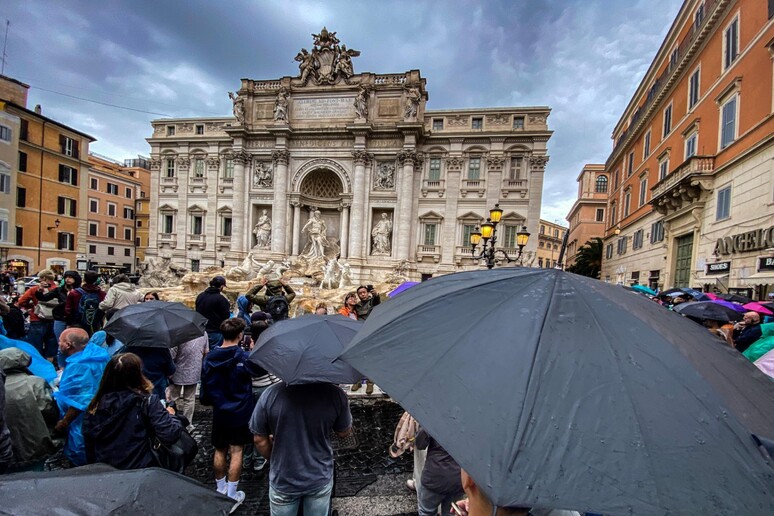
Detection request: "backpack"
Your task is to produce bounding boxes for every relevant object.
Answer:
[265,295,289,321]
[75,287,104,334]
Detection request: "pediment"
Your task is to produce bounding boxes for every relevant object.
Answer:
[158,204,178,212]
[188,204,208,213]
[419,210,443,221]
[458,211,483,222]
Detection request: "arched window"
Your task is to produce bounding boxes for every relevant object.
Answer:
[595,175,608,193]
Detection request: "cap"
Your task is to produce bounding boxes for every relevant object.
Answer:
[251,311,272,322]
[210,275,227,287]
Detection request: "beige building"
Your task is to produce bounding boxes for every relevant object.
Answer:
[146,29,551,280]
[0,98,21,269]
[536,219,567,269]
[565,164,607,270]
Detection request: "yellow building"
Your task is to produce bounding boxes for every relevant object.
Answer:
[537,219,567,269]
[124,157,151,267]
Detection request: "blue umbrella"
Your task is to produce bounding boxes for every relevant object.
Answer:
[388,281,419,298]
[630,284,657,296]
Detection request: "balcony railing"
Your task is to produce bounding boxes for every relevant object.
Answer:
[421,179,445,197]
[461,179,486,198]
[650,156,714,199]
[216,235,231,249]
[416,244,441,262]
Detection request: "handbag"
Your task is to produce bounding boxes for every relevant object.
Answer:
[33,299,58,320]
[141,396,198,473]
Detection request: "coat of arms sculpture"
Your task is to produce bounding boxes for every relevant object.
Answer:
[294,27,361,86]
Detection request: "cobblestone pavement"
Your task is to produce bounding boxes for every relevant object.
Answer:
[47,395,419,515]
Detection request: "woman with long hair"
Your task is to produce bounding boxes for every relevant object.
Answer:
[83,353,182,470]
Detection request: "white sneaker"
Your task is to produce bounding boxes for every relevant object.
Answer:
[406,479,416,491]
[229,491,245,514]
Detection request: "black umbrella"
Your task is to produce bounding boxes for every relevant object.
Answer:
[0,465,235,514]
[103,301,207,348]
[673,300,744,322]
[659,287,710,300]
[338,268,774,515]
[250,314,363,385]
[716,292,753,304]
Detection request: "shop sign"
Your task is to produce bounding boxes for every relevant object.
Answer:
[705,261,730,275]
[714,226,774,255]
[759,256,774,272]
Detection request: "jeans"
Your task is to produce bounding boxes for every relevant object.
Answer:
[207,331,224,350]
[25,321,57,358]
[268,478,333,516]
[417,485,465,516]
[53,320,67,342]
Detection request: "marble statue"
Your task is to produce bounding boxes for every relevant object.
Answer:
[338,262,352,289]
[404,86,421,120]
[253,162,273,188]
[321,259,339,289]
[138,256,189,287]
[374,163,395,190]
[228,92,245,124]
[354,85,368,119]
[335,45,359,79]
[301,209,329,260]
[371,213,393,256]
[295,48,317,85]
[274,89,289,122]
[253,210,272,249]
[296,28,361,86]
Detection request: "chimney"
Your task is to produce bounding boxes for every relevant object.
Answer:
[34,104,42,114]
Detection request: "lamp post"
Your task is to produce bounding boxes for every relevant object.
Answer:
[469,203,531,269]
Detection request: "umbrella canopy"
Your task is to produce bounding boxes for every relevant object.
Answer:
[630,284,656,296]
[717,292,753,304]
[0,465,235,514]
[675,301,744,322]
[103,301,207,348]
[338,268,774,515]
[744,302,774,316]
[660,287,710,301]
[250,314,363,385]
[388,281,420,298]
[709,299,747,313]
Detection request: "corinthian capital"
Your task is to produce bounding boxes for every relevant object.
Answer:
[233,150,252,165]
[149,158,161,171]
[397,150,419,166]
[175,156,190,167]
[352,150,373,165]
[529,155,549,170]
[486,155,505,171]
[446,156,464,171]
[272,149,290,165]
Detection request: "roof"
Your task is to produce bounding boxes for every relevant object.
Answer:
[3,100,96,141]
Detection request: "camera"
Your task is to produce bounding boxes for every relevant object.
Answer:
[366,284,374,291]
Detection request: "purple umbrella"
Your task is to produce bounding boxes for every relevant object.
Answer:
[388,281,419,298]
[710,299,747,313]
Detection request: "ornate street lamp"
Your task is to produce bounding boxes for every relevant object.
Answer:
[469,203,531,269]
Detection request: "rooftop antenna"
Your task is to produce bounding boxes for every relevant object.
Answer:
[1,20,9,75]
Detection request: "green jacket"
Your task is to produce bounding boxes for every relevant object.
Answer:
[742,323,774,362]
[246,281,296,311]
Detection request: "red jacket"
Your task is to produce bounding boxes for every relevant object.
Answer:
[64,284,106,325]
[16,283,55,323]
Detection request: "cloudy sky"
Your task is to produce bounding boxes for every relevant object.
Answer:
[5,0,680,223]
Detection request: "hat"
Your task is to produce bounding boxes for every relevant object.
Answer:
[210,275,227,287]
[251,311,272,322]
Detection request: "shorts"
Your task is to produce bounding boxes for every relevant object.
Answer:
[211,419,253,450]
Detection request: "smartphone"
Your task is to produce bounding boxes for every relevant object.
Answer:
[451,502,467,516]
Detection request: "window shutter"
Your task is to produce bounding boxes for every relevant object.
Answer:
[73,141,80,159]
[58,197,65,215]
[59,135,66,154]
[57,232,64,249]
[59,164,65,182]
[70,200,77,217]
[18,152,27,172]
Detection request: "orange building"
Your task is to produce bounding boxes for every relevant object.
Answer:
[0,76,95,276]
[565,164,607,269]
[536,219,567,269]
[600,0,774,297]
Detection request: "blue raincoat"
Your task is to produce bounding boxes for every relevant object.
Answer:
[0,334,57,384]
[89,330,124,356]
[54,342,110,465]
[237,295,252,326]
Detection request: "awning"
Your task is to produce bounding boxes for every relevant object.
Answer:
[694,274,730,282]
[742,272,774,285]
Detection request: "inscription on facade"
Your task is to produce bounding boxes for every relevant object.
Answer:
[293,97,353,119]
[377,99,400,116]
[255,102,274,119]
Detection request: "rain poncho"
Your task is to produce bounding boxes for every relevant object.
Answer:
[89,330,123,357]
[0,335,57,384]
[236,295,252,326]
[742,322,774,362]
[54,342,110,465]
[754,348,774,379]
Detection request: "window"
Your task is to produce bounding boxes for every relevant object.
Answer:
[57,197,77,217]
[650,221,665,243]
[193,158,205,178]
[720,95,737,149]
[90,177,98,190]
[124,248,131,257]
[539,241,545,248]
[538,258,543,267]
[88,222,98,237]
[125,187,132,199]
[107,183,118,195]
[659,157,669,181]
[167,126,175,136]
[58,164,78,186]
[695,2,705,28]
[163,215,174,234]
[123,207,134,219]
[627,152,634,177]
[15,226,22,246]
[106,203,116,217]
[191,259,200,272]
[223,159,234,179]
[428,158,441,181]
[89,244,97,254]
[614,169,620,190]
[0,125,11,142]
[685,131,698,159]
[471,117,483,130]
[633,230,644,250]
[605,244,613,259]
[462,224,477,247]
[723,15,739,70]
[554,229,559,238]
[222,217,232,237]
[639,176,648,207]
[663,104,672,137]
[669,47,679,67]
[688,68,700,109]
[0,218,6,242]
[540,225,545,235]
[617,237,627,255]
[611,203,617,225]
[503,226,518,248]
[191,215,203,235]
[643,130,651,158]
[137,220,142,227]
[107,226,116,239]
[510,157,524,180]
[594,175,608,193]
[716,185,731,220]
[424,223,437,246]
[19,119,28,141]
[513,116,524,129]
[18,151,27,172]
[107,246,114,256]
[165,158,175,178]
[0,170,9,194]
[60,136,78,157]
[89,199,98,213]
[623,191,631,218]
[432,119,443,131]
[595,208,604,222]
[58,232,74,251]
[195,124,204,135]
[467,158,481,180]
[124,228,132,240]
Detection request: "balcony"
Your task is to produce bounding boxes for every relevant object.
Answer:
[454,246,477,265]
[219,176,234,194]
[501,178,528,199]
[421,179,445,198]
[216,235,232,250]
[187,233,206,250]
[416,244,441,263]
[650,156,714,215]
[460,178,485,198]
[160,176,178,194]
[189,175,208,194]
[159,233,177,249]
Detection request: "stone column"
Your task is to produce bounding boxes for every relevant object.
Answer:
[396,150,420,261]
[349,150,372,259]
[441,156,463,265]
[230,150,250,255]
[175,155,190,254]
[339,204,350,258]
[271,149,290,255]
[527,155,549,256]
[291,202,302,256]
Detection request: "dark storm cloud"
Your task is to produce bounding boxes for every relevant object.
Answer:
[5,0,680,221]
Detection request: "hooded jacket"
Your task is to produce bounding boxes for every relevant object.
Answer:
[195,287,231,333]
[99,282,143,315]
[64,283,107,327]
[0,348,57,467]
[83,391,182,470]
[34,271,81,321]
[201,345,262,426]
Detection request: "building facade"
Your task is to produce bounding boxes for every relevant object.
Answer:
[536,219,567,269]
[124,157,152,268]
[146,30,551,281]
[565,164,607,269]
[600,0,774,297]
[0,98,22,271]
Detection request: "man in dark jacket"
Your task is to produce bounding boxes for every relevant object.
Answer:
[201,318,262,506]
[196,276,231,350]
[415,427,464,516]
[732,311,763,353]
[64,271,106,336]
[355,285,380,320]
